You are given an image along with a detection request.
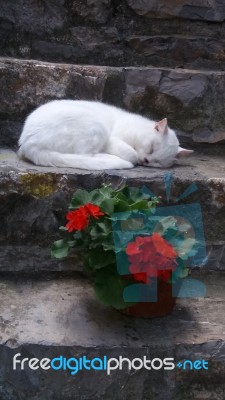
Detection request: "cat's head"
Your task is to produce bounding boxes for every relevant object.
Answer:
[138,118,193,168]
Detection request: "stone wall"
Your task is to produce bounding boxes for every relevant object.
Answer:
[1,1,225,146]
[1,59,225,147]
[1,0,225,70]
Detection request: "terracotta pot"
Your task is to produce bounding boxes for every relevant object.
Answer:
[119,278,179,318]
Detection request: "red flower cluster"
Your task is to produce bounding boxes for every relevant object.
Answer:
[126,233,177,283]
[65,203,105,232]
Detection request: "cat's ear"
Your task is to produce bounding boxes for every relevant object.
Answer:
[155,118,168,135]
[177,146,194,158]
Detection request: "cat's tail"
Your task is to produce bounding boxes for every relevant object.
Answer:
[18,147,134,170]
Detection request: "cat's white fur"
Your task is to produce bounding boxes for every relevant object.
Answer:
[18,100,193,170]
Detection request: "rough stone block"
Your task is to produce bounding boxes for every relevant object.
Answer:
[126,0,225,22]
[1,58,225,145]
[124,67,225,143]
[71,0,112,24]
[126,35,225,71]
[0,0,66,35]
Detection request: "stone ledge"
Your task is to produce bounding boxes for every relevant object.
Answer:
[0,272,224,347]
[0,246,84,274]
[0,148,225,272]
[0,272,225,399]
[1,57,225,146]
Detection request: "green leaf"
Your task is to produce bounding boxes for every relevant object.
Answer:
[170,258,189,282]
[89,226,100,240]
[123,186,157,203]
[147,198,158,209]
[102,242,115,251]
[99,185,114,196]
[51,239,69,259]
[177,268,189,278]
[73,231,83,240]
[178,223,193,233]
[113,230,135,247]
[68,240,76,248]
[124,186,143,202]
[86,248,116,270]
[114,192,127,202]
[59,226,68,231]
[94,266,133,309]
[97,222,111,235]
[127,187,140,201]
[129,200,149,210]
[69,189,91,208]
[90,190,105,205]
[163,228,183,242]
[114,184,127,194]
[171,267,189,282]
[174,238,196,259]
[114,200,131,213]
[100,198,115,214]
[102,235,115,251]
[90,223,111,240]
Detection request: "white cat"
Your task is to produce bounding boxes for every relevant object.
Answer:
[18,100,193,170]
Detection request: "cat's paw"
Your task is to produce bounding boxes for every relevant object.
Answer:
[107,157,134,169]
[123,149,138,165]
[106,138,138,165]
[120,160,134,169]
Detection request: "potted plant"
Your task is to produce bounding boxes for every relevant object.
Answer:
[51,185,192,318]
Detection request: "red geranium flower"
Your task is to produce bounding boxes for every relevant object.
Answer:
[126,242,142,256]
[151,232,177,259]
[84,203,105,219]
[65,203,105,232]
[125,233,177,283]
[65,207,89,232]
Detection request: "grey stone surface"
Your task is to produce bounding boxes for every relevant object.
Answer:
[0,148,225,273]
[0,246,84,274]
[71,0,112,24]
[1,58,225,146]
[124,67,225,143]
[0,272,224,399]
[2,1,225,70]
[0,121,23,148]
[31,26,123,66]
[126,0,225,22]
[0,0,66,35]
[0,58,110,116]
[126,35,225,70]
[0,272,224,347]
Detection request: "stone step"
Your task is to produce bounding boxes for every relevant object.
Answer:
[1,1,225,71]
[0,148,224,273]
[0,271,224,399]
[126,35,225,71]
[1,57,225,147]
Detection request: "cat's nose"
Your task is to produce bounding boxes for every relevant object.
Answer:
[144,158,149,164]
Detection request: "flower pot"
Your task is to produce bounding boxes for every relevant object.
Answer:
[119,278,178,318]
